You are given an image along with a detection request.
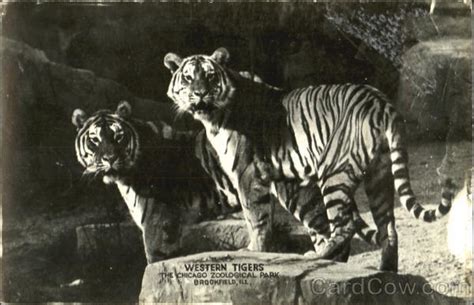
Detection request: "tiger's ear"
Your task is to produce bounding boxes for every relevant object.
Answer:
[211,47,230,65]
[72,109,88,129]
[164,53,183,73]
[116,100,132,118]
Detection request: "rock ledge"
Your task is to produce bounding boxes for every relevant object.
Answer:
[140,251,462,305]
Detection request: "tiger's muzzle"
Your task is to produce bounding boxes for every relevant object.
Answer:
[189,100,217,118]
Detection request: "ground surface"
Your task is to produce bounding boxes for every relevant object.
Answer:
[2,141,472,302]
[350,140,472,300]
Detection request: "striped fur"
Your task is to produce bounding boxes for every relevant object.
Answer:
[72,101,238,263]
[164,48,456,271]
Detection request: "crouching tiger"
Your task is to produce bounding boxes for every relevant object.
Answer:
[72,101,240,263]
[164,47,456,272]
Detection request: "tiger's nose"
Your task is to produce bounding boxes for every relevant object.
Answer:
[102,154,118,165]
[193,88,209,97]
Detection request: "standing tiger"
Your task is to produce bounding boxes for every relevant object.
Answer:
[164,47,456,271]
[72,101,239,263]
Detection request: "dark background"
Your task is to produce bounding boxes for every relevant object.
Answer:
[4,3,397,99]
[1,2,471,302]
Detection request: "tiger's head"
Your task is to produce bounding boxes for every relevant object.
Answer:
[164,48,236,122]
[72,101,140,185]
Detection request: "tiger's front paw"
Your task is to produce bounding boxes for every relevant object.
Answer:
[246,242,262,252]
[238,246,252,252]
[303,250,322,259]
[238,243,269,252]
[245,235,273,252]
[146,254,166,264]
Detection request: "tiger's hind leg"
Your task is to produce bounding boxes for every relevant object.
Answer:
[272,180,341,258]
[274,178,356,262]
[314,174,358,261]
[364,151,398,272]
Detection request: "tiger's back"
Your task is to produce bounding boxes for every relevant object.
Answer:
[164,48,455,271]
[270,84,393,183]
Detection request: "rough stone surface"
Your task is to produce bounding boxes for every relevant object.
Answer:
[139,252,463,305]
[76,207,378,265]
[1,37,195,127]
[76,218,314,264]
[404,15,471,42]
[76,222,143,262]
[180,219,314,255]
[397,39,471,140]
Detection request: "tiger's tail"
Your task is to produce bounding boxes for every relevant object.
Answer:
[384,104,455,222]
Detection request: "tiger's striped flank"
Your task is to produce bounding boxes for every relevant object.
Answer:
[164,48,456,271]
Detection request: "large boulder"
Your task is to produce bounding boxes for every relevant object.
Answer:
[403,14,471,42]
[1,37,193,127]
[140,251,462,304]
[76,207,378,266]
[76,218,314,266]
[397,39,471,140]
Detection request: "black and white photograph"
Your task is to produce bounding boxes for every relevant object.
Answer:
[1,1,472,304]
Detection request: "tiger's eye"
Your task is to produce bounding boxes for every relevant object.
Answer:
[115,133,124,143]
[89,137,100,146]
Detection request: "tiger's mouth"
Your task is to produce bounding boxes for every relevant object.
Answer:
[189,101,216,116]
[103,168,118,175]
[100,168,118,184]
[84,164,126,184]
